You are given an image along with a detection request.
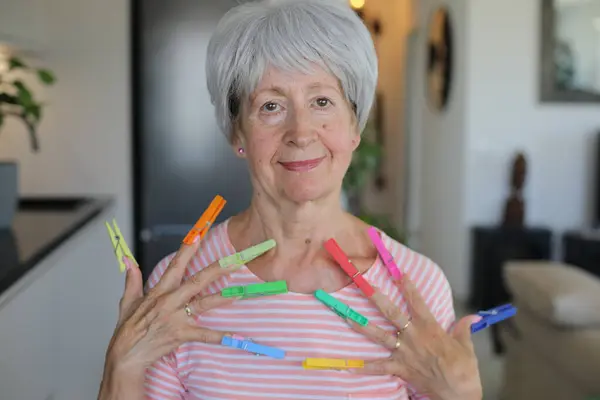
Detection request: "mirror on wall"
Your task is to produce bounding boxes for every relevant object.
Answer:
[540,0,600,102]
[426,7,453,112]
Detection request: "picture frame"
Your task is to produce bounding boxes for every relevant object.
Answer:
[539,0,600,103]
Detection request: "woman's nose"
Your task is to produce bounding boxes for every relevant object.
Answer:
[285,108,317,148]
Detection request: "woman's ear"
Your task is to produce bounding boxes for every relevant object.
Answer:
[350,123,361,151]
[351,134,361,151]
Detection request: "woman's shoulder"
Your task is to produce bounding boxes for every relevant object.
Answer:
[371,230,455,329]
[374,229,453,299]
[145,220,235,291]
[382,233,445,277]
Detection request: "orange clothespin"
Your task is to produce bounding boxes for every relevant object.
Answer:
[182,195,227,245]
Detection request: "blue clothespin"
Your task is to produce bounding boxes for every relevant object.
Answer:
[471,304,517,333]
[220,334,286,359]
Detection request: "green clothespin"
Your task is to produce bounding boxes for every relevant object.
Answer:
[219,239,276,268]
[221,280,288,299]
[314,289,369,326]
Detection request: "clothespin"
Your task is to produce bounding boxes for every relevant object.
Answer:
[221,280,288,299]
[219,239,276,268]
[323,238,375,297]
[367,227,403,281]
[314,289,368,326]
[182,195,227,245]
[221,334,286,359]
[105,219,137,273]
[471,304,517,333]
[302,358,365,370]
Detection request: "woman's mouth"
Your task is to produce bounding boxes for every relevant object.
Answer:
[279,157,326,172]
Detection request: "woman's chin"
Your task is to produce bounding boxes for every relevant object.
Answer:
[281,184,333,205]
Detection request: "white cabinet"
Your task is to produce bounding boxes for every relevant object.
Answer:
[0,268,54,400]
[0,212,123,399]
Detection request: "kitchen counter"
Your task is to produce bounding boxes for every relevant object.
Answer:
[0,197,113,295]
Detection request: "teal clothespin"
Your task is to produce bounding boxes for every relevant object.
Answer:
[219,239,276,268]
[221,280,288,299]
[314,289,369,326]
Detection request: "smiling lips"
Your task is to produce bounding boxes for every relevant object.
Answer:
[279,156,326,172]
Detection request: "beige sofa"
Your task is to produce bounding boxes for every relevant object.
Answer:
[499,261,600,400]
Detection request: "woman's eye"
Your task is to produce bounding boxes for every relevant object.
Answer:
[315,98,331,108]
[261,102,280,112]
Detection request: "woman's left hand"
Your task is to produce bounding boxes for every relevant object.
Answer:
[347,278,483,400]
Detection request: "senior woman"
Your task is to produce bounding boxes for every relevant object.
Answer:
[97,0,482,399]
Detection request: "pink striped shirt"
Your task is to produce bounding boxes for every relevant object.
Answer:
[144,219,455,400]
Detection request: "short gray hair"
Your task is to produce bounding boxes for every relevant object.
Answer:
[206,0,378,142]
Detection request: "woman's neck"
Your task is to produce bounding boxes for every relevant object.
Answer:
[238,191,350,260]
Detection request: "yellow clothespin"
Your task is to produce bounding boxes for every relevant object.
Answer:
[302,358,365,370]
[106,219,137,273]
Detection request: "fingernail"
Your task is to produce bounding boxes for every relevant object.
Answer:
[193,234,200,244]
[473,315,483,323]
[235,296,244,300]
[122,256,132,271]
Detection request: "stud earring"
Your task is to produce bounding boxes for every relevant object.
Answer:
[238,147,245,154]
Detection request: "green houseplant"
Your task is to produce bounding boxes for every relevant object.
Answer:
[0,55,56,229]
[342,121,405,244]
[0,56,56,151]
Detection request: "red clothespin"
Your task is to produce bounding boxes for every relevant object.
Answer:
[324,238,375,298]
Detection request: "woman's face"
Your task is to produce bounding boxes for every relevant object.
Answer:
[235,64,360,204]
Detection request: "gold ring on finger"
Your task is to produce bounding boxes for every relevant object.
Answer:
[184,303,193,317]
[398,318,412,334]
[394,331,402,349]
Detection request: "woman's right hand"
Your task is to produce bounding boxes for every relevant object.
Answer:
[98,238,241,398]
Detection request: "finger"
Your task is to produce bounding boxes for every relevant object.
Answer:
[179,327,232,345]
[452,315,482,351]
[175,261,243,306]
[118,256,144,325]
[154,232,203,291]
[350,358,404,376]
[145,327,233,365]
[369,288,411,330]
[189,293,239,314]
[133,261,241,327]
[398,277,436,323]
[347,320,399,350]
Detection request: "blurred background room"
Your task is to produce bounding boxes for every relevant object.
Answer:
[0,0,599,399]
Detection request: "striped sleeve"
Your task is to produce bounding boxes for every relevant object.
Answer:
[143,254,186,400]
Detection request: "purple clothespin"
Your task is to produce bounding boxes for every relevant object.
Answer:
[471,304,517,333]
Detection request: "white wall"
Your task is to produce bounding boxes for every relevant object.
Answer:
[465,0,600,235]
[359,0,413,231]
[411,0,600,302]
[0,0,132,244]
[407,0,470,299]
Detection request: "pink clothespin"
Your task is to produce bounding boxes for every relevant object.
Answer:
[367,227,403,281]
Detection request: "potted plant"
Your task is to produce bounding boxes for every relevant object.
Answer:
[0,54,56,229]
